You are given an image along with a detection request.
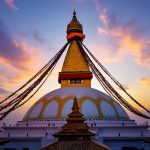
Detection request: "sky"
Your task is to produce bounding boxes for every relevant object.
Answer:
[0,0,150,125]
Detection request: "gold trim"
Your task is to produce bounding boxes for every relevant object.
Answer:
[26,96,128,120]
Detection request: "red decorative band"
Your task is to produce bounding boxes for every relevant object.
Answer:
[58,72,93,83]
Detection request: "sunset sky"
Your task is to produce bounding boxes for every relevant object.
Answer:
[0,0,150,125]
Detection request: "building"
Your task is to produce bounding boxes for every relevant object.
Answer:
[0,11,150,150]
[41,96,110,150]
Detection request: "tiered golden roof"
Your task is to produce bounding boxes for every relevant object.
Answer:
[67,10,83,34]
[61,41,90,72]
[60,96,91,137]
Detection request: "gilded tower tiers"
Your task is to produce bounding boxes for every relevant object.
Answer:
[58,11,93,88]
[62,41,90,72]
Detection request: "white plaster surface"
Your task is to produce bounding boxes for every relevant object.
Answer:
[23,87,129,120]
[101,101,117,117]
[43,101,58,118]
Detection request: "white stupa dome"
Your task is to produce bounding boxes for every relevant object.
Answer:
[23,87,129,121]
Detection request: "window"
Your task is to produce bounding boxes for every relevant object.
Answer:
[70,79,81,84]
[45,132,48,136]
[8,132,10,137]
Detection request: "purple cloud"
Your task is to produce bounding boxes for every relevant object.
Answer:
[137,43,150,68]
[0,87,10,94]
[0,19,30,70]
[32,30,46,43]
[18,29,46,43]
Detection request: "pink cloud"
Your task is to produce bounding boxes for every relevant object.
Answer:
[98,27,107,35]
[5,0,18,10]
[88,41,122,63]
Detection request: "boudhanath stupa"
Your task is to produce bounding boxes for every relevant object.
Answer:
[0,11,150,150]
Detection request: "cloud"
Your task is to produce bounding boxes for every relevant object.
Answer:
[4,0,18,10]
[88,41,122,62]
[32,30,46,43]
[18,29,46,43]
[136,44,150,68]
[0,41,43,87]
[0,19,44,87]
[0,87,13,101]
[138,77,150,87]
[98,28,107,35]
[93,0,103,12]
[0,87,10,94]
[0,20,31,70]
[93,0,150,68]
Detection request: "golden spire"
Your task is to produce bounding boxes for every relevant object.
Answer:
[61,41,90,72]
[71,96,79,112]
[58,11,93,88]
[73,10,76,16]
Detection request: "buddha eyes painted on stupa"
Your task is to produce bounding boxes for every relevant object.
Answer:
[70,79,81,84]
